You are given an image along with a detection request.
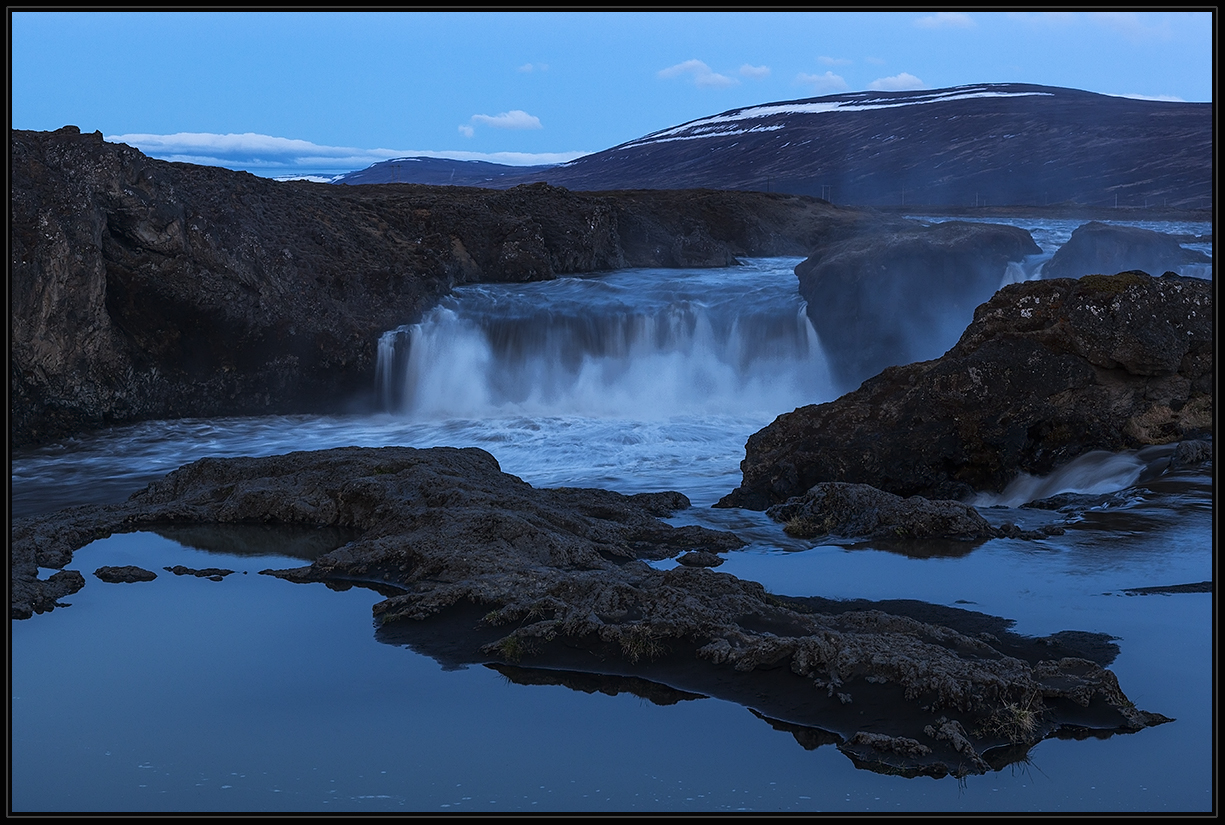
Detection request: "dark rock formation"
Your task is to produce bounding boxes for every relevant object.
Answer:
[13,126,895,448]
[766,482,999,541]
[9,445,1169,777]
[1042,221,1212,280]
[795,220,1042,390]
[336,83,1213,211]
[93,565,157,583]
[719,271,1212,509]
[163,565,235,580]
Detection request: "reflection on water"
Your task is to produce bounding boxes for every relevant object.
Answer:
[150,523,362,561]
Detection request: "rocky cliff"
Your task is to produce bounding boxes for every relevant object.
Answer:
[11,126,902,447]
[718,271,1213,508]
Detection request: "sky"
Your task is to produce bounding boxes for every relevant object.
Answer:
[9,10,1216,178]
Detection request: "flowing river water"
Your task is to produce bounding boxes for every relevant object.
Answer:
[10,218,1213,813]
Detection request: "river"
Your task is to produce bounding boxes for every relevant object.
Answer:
[10,217,1213,813]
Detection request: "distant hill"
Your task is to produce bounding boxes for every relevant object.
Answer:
[335,83,1212,209]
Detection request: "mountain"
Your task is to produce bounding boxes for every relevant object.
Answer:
[335,83,1212,209]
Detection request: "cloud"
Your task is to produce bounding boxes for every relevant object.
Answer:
[658,59,739,88]
[868,73,925,91]
[104,131,587,176]
[797,71,849,94]
[469,110,543,130]
[458,125,475,138]
[914,12,975,29]
[739,64,770,80]
[818,56,852,66]
[518,62,549,73]
[1088,11,1173,42]
[1006,11,1075,28]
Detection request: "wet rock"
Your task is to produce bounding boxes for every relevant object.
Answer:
[1169,437,1212,469]
[94,565,157,583]
[9,569,86,619]
[9,445,1168,777]
[766,482,997,541]
[795,220,1042,390]
[719,271,1212,508]
[675,551,725,568]
[163,565,235,581]
[1043,221,1212,281]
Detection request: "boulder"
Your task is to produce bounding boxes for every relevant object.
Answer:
[796,220,1042,390]
[94,565,157,583]
[766,482,998,541]
[1043,221,1211,281]
[719,271,1212,508]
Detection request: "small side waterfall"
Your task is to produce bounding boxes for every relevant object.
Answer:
[999,252,1053,288]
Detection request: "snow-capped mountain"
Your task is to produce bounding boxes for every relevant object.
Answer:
[336,83,1211,210]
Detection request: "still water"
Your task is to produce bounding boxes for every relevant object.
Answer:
[10,224,1214,812]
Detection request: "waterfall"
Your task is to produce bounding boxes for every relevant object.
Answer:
[375,262,835,420]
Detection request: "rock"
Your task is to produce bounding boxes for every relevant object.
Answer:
[675,551,726,568]
[163,565,234,580]
[1169,437,1212,469]
[795,220,1042,390]
[9,569,85,619]
[94,565,157,583]
[12,127,889,448]
[719,271,1212,508]
[9,445,1168,777]
[1043,221,1212,281]
[766,482,997,541]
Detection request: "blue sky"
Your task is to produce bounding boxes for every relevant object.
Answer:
[9,10,1215,177]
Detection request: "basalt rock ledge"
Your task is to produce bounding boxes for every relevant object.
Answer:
[10,445,1169,779]
[718,270,1212,509]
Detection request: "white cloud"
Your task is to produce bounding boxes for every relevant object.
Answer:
[469,110,543,130]
[868,73,925,91]
[1006,11,1075,28]
[739,64,770,80]
[797,71,849,94]
[104,131,587,175]
[914,12,975,29]
[518,62,549,73]
[818,56,852,66]
[658,59,739,88]
[1088,11,1173,42]
[458,125,475,138]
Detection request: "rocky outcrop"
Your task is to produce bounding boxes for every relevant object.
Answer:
[12,126,892,447]
[719,271,1212,509]
[9,445,1168,778]
[764,482,1061,542]
[1042,221,1212,281]
[796,220,1042,390]
[93,565,157,583]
